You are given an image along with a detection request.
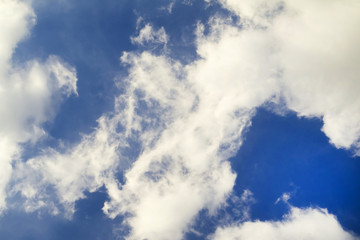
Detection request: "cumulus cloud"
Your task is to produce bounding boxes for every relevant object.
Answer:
[7,0,360,239]
[0,0,77,211]
[105,1,360,237]
[102,45,266,239]
[211,206,359,240]
[216,0,360,153]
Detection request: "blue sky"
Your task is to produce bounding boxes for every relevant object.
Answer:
[1,0,360,239]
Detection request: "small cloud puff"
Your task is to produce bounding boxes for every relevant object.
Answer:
[131,24,168,46]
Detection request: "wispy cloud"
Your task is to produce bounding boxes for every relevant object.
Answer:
[3,0,360,239]
[0,0,77,211]
[131,24,168,46]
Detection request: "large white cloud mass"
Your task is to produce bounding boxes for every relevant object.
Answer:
[212,206,359,240]
[0,0,77,211]
[214,0,360,153]
[3,0,360,239]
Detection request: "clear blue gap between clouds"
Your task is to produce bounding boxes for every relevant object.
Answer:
[0,189,115,240]
[231,108,360,234]
[186,107,360,239]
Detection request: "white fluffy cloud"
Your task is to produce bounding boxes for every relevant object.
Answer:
[101,42,269,238]
[105,1,360,238]
[216,0,360,153]
[0,0,34,73]
[6,0,360,239]
[0,0,77,211]
[212,206,359,240]
[11,115,121,216]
